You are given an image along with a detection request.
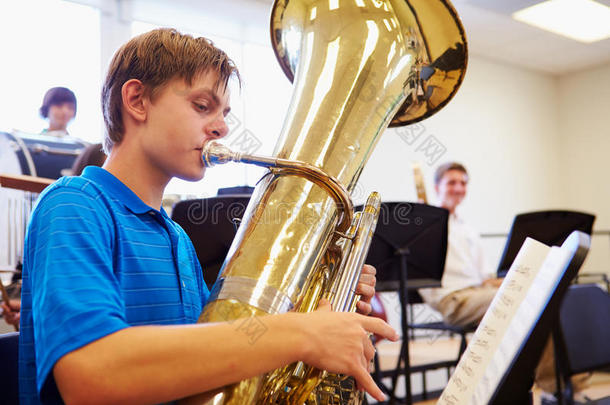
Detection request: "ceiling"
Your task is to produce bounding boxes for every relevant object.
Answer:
[445,0,610,75]
[250,0,610,76]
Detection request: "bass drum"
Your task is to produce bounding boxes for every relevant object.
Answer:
[0,131,87,179]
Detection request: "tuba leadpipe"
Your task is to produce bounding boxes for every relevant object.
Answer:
[197,0,467,404]
[202,140,353,233]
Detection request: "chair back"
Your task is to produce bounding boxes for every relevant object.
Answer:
[171,195,250,288]
[559,284,610,374]
[0,332,19,404]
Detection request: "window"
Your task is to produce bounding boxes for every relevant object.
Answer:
[0,0,101,142]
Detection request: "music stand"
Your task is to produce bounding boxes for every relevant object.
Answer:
[217,186,255,195]
[171,195,251,288]
[497,210,595,276]
[363,202,449,404]
[488,231,590,405]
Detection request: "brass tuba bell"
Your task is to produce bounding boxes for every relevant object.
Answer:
[197,0,467,403]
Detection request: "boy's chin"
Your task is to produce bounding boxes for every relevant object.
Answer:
[176,168,206,182]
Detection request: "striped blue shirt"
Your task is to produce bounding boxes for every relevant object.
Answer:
[19,166,209,404]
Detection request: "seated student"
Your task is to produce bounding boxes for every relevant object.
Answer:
[419,162,502,327]
[19,28,397,405]
[39,87,77,137]
[418,163,588,401]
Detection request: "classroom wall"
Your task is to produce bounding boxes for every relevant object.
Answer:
[556,63,610,274]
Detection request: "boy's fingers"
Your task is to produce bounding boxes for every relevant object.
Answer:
[357,273,376,287]
[353,366,385,402]
[356,300,372,316]
[316,299,332,311]
[356,284,375,299]
[362,264,376,276]
[9,299,20,310]
[363,337,376,363]
[362,317,399,341]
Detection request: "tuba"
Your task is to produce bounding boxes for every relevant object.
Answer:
[197,0,467,403]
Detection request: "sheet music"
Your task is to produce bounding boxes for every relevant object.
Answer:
[438,237,572,405]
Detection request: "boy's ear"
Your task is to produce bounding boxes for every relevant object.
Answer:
[121,79,147,123]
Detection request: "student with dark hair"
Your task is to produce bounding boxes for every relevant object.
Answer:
[39,86,77,136]
[19,28,396,405]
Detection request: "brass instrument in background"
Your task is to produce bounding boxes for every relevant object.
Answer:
[198,0,467,403]
[413,162,428,204]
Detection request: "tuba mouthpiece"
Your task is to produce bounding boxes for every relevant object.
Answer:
[201,141,241,167]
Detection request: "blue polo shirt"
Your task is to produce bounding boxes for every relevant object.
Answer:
[18,166,209,404]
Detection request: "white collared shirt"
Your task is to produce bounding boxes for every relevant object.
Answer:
[419,211,493,307]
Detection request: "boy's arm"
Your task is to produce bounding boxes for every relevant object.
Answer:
[54,302,397,405]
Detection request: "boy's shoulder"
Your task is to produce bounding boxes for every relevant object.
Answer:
[36,175,107,207]
[31,174,116,226]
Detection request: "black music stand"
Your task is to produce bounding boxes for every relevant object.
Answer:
[171,195,251,288]
[364,202,449,405]
[217,186,255,195]
[497,211,595,276]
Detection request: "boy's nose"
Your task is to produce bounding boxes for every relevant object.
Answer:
[207,117,228,139]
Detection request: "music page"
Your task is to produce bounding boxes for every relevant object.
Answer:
[437,237,571,405]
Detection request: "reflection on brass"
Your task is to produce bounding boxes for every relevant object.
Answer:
[198,0,467,404]
[271,0,468,126]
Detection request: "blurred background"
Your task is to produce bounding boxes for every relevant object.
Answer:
[1,0,609,273]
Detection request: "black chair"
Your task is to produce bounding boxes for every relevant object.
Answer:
[553,284,610,405]
[497,210,595,277]
[0,332,19,405]
[365,202,472,404]
[171,195,251,289]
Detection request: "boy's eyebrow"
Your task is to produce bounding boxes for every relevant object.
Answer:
[191,88,218,102]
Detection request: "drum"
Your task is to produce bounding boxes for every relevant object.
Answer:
[0,131,87,179]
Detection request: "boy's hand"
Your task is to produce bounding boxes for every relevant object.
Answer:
[481,278,503,288]
[302,299,397,402]
[1,299,21,327]
[355,264,376,316]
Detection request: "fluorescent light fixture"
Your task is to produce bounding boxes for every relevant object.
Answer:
[513,0,610,43]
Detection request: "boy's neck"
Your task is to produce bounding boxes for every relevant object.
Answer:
[102,147,169,211]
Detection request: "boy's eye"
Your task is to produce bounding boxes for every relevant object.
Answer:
[194,102,208,112]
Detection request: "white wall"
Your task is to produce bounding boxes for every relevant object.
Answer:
[359,56,562,227]
[558,64,610,229]
[557,63,610,274]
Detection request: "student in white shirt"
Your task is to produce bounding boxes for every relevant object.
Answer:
[419,162,502,327]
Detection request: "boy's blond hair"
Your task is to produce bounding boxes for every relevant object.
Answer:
[101,28,239,153]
